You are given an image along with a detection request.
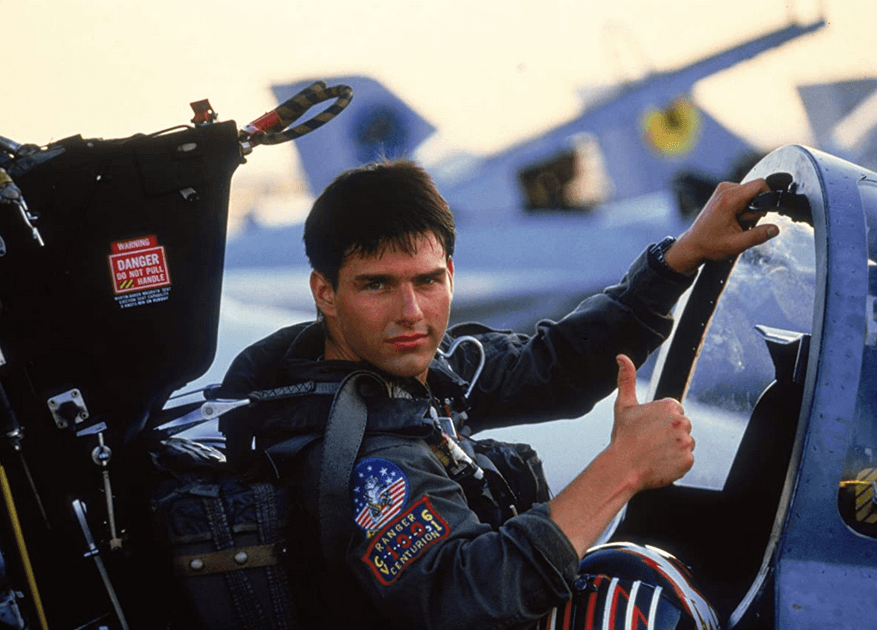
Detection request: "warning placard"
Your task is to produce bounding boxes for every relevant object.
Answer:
[108,235,172,296]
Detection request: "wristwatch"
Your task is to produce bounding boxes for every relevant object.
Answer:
[648,236,688,279]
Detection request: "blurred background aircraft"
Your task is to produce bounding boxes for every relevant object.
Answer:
[223,19,826,332]
[274,22,823,222]
[3,0,871,231]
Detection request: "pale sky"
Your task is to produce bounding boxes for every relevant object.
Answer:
[3,0,875,187]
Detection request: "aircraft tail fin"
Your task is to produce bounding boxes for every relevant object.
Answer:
[272,76,435,194]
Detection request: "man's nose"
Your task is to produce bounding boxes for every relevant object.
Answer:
[398,284,423,321]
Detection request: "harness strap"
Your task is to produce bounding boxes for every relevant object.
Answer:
[248,381,338,402]
[202,490,269,630]
[253,482,295,629]
[173,543,281,577]
[318,371,387,588]
[155,381,339,441]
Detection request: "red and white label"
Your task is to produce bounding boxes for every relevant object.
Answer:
[108,235,171,295]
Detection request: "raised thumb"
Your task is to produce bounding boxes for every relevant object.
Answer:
[614,354,639,412]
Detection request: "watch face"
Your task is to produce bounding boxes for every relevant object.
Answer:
[650,237,685,278]
[659,236,676,253]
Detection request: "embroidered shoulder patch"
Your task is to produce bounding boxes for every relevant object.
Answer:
[361,496,450,585]
[351,458,410,534]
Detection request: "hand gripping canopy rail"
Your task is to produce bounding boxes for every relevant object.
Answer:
[0,82,351,630]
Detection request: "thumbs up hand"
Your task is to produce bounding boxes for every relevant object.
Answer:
[611,354,695,491]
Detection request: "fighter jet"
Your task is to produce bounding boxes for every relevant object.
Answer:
[274,20,824,222]
[476,143,877,627]
[226,19,825,332]
[606,144,877,627]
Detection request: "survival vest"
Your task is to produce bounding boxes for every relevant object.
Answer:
[148,356,551,629]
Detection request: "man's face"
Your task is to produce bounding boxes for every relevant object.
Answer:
[310,232,454,383]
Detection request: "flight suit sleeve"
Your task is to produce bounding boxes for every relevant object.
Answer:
[346,435,579,630]
[452,248,695,430]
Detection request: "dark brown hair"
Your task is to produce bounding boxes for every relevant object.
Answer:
[304,160,456,286]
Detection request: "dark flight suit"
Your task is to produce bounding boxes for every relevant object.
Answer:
[220,248,693,630]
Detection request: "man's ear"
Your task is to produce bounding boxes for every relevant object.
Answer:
[310,271,337,318]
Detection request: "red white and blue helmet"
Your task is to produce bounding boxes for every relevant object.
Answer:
[543,542,721,630]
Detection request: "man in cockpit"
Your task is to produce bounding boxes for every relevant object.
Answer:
[221,160,777,629]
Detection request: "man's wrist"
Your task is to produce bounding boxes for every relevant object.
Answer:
[648,237,697,279]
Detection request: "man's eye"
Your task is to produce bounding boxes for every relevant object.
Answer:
[364,281,386,291]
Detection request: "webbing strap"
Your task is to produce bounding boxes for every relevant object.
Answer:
[250,483,293,629]
[248,381,338,402]
[203,493,269,630]
[318,371,386,580]
[173,543,279,577]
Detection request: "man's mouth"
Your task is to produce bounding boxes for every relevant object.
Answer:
[386,333,428,349]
